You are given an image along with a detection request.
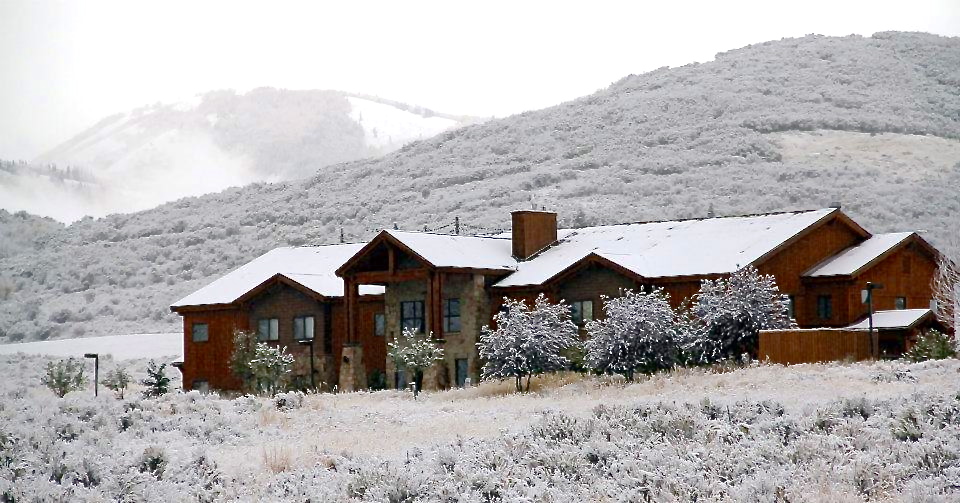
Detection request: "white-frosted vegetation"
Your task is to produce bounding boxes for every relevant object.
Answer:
[2,353,959,501]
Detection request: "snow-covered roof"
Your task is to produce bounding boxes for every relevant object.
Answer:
[171,244,384,308]
[385,230,517,271]
[803,232,914,278]
[846,309,932,330]
[495,209,837,287]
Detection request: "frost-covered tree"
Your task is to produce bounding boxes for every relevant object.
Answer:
[387,327,444,392]
[141,360,171,398]
[41,358,86,397]
[249,343,295,396]
[584,288,678,380]
[686,266,794,363]
[478,294,580,392]
[103,367,131,399]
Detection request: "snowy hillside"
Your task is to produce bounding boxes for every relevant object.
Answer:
[4,89,476,222]
[1,32,959,343]
[2,357,959,500]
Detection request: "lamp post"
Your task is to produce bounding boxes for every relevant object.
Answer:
[865,282,884,358]
[298,339,315,389]
[83,353,99,397]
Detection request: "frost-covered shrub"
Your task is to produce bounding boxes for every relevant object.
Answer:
[249,343,295,396]
[273,391,304,411]
[102,367,131,399]
[41,358,86,398]
[584,288,679,380]
[479,294,580,392]
[903,330,956,362]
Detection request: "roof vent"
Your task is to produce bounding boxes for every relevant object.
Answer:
[829,202,842,209]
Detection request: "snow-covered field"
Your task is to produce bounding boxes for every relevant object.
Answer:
[1,354,959,501]
[0,332,182,360]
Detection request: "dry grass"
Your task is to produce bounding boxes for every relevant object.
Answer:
[257,408,289,429]
[261,444,293,474]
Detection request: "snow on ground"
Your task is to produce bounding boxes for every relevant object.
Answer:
[0,332,182,360]
[214,359,960,476]
[347,96,459,151]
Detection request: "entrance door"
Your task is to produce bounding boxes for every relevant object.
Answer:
[455,358,469,388]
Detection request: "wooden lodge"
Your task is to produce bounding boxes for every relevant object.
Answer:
[170,206,946,391]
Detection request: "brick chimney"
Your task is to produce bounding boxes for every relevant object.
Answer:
[511,210,557,260]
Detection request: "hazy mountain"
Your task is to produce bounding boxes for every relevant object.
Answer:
[2,89,479,222]
[1,31,959,343]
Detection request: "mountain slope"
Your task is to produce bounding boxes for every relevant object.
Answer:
[3,89,477,222]
[1,32,959,343]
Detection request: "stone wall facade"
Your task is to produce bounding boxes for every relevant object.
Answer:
[383,273,491,391]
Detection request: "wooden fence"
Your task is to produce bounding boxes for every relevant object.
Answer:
[759,329,873,365]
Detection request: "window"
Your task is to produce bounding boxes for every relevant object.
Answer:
[444,298,461,332]
[192,323,209,342]
[191,380,209,393]
[455,358,469,388]
[787,295,796,320]
[570,300,593,325]
[400,301,425,333]
[817,295,833,320]
[294,316,315,340]
[895,297,907,310]
[374,313,386,336]
[258,318,279,341]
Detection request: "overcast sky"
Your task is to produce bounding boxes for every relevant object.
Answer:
[1,0,958,159]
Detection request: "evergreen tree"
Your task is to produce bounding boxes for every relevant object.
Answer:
[478,294,580,392]
[228,329,258,392]
[584,288,678,380]
[903,330,956,362]
[141,360,171,398]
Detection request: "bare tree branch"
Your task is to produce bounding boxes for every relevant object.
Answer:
[932,249,959,334]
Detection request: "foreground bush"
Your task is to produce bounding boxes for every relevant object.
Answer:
[904,330,957,362]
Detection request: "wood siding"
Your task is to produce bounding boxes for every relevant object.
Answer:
[181,308,248,391]
[756,215,865,327]
[760,329,872,364]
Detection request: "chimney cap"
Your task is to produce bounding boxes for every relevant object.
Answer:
[511,209,557,215]
[829,202,842,209]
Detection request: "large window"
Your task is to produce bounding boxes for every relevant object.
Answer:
[294,316,315,340]
[444,298,461,333]
[192,323,209,342]
[374,313,386,336]
[817,295,832,320]
[258,318,279,341]
[400,301,425,333]
[570,300,593,325]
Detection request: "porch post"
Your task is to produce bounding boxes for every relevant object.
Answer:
[345,277,358,343]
